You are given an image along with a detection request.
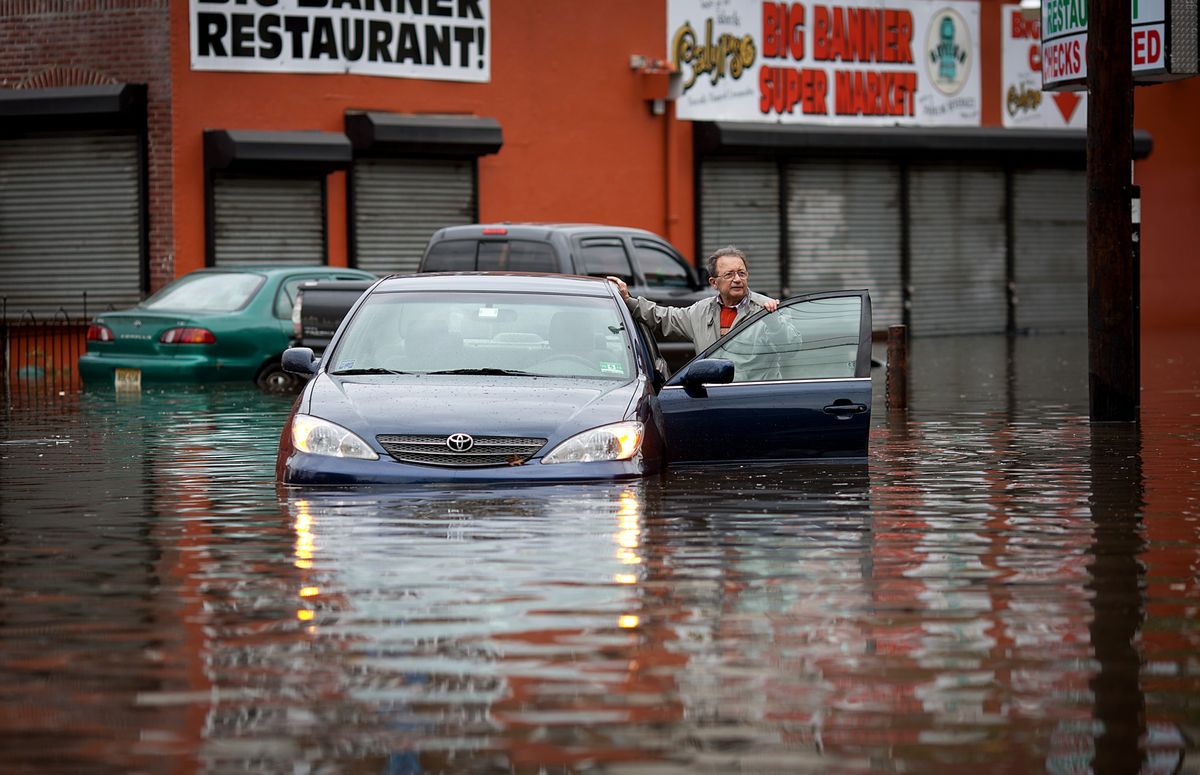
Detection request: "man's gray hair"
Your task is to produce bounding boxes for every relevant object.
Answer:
[705,245,748,279]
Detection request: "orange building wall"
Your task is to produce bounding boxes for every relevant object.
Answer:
[168,1,688,275]
[169,1,1198,329]
[1134,79,1200,332]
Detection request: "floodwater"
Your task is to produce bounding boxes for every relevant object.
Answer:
[1,333,1197,773]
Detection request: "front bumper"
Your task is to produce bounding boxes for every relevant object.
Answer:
[278,449,649,485]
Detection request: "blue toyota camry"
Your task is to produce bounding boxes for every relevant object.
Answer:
[275,273,873,485]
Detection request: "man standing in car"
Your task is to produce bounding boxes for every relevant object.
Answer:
[607,245,779,352]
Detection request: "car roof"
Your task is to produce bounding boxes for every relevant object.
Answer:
[430,223,661,240]
[372,272,617,297]
[189,266,375,277]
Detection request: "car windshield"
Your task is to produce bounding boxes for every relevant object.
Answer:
[141,272,265,312]
[328,291,634,380]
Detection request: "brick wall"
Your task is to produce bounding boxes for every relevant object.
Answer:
[0,0,174,292]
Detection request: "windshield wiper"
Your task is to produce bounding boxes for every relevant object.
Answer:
[425,368,537,377]
[330,367,411,375]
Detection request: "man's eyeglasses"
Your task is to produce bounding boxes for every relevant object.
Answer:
[718,270,748,281]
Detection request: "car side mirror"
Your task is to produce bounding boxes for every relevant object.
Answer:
[281,347,319,377]
[680,358,734,395]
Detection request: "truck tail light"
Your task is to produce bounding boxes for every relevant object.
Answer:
[86,324,115,342]
[160,327,216,344]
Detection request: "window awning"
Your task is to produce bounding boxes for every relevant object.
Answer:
[204,129,352,175]
[695,122,1154,163]
[345,112,502,158]
[0,84,146,131]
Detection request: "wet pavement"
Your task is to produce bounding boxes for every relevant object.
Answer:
[1,332,1198,773]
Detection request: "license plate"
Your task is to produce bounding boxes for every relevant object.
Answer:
[114,368,142,391]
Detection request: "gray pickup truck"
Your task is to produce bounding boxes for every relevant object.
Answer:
[293,223,715,369]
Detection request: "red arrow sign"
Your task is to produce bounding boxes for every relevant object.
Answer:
[1052,91,1082,123]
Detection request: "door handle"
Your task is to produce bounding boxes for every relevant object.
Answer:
[823,401,868,419]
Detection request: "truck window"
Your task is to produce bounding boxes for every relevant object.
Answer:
[423,240,477,272]
[580,238,634,283]
[632,240,693,289]
[477,240,557,272]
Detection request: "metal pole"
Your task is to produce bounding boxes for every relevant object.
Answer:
[1087,0,1137,421]
[886,324,908,411]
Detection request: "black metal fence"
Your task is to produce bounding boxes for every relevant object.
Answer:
[2,296,92,397]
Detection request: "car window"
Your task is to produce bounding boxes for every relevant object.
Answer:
[275,277,324,318]
[632,240,693,289]
[580,238,634,283]
[329,291,634,380]
[275,274,371,318]
[704,295,863,383]
[476,240,558,272]
[141,272,265,313]
[637,321,670,379]
[423,240,477,272]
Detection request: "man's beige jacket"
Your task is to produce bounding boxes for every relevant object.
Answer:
[624,291,774,353]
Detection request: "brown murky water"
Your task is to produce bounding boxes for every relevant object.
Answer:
[1,333,1197,773]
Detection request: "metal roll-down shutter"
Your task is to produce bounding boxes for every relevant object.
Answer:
[0,130,142,317]
[352,158,475,276]
[786,158,904,328]
[908,162,1007,336]
[699,157,782,297]
[1012,169,1087,332]
[212,175,325,267]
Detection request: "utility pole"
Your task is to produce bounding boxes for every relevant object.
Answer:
[1087,0,1138,421]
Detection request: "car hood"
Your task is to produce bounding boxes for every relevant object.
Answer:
[303,373,643,445]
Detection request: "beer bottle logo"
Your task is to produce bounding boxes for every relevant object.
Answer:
[926,8,972,96]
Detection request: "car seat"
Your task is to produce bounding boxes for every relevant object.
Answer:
[537,310,606,374]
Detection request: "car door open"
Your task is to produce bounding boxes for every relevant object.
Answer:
[658,291,873,464]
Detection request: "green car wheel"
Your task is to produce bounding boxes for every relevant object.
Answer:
[256,362,304,393]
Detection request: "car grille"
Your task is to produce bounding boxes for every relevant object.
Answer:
[376,434,547,468]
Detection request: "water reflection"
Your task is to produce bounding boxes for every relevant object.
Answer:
[1087,423,1147,773]
[0,334,1197,771]
[269,483,661,770]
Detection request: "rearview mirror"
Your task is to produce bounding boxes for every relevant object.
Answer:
[281,347,319,376]
[680,358,734,389]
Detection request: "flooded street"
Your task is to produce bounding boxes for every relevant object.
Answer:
[2,333,1198,773]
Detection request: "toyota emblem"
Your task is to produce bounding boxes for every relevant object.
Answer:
[446,433,474,452]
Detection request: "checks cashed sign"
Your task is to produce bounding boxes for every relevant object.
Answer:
[668,0,980,125]
[1041,0,1197,90]
[190,0,490,83]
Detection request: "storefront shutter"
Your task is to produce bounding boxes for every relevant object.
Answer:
[1012,169,1087,332]
[0,130,141,317]
[212,176,325,267]
[352,158,475,276]
[908,162,1007,336]
[699,157,782,297]
[786,159,904,328]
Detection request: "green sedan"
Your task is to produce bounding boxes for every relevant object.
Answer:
[79,266,376,391]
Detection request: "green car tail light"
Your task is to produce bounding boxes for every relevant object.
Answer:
[86,324,115,342]
[159,327,217,345]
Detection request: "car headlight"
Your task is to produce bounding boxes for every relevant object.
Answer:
[542,421,643,464]
[290,414,379,460]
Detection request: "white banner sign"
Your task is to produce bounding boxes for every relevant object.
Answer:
[1002,5,1085,127]
[667,0,981,125]
[189,0,490,83]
